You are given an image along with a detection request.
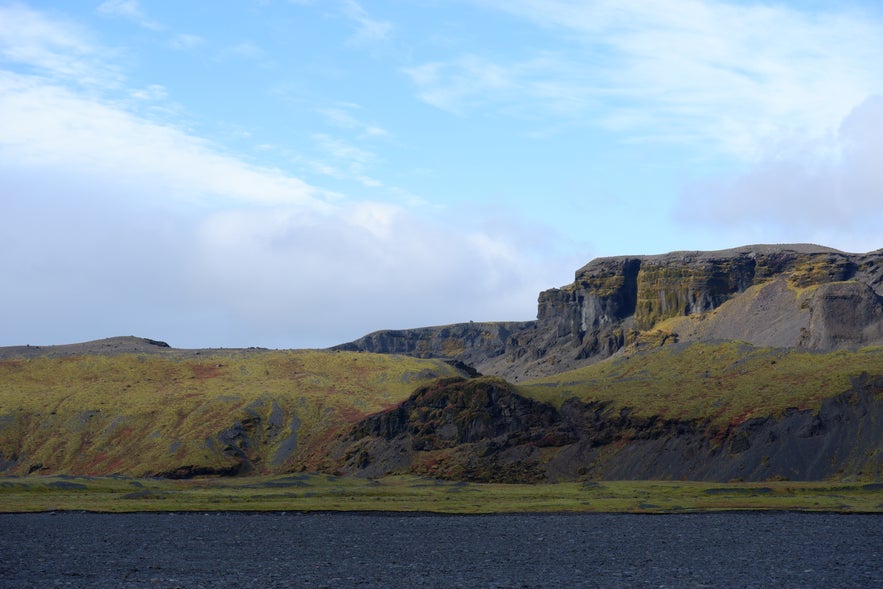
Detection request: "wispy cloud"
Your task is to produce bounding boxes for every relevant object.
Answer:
[339,0,392,45]
[0,3,122,88]
[311,133,383,187]
[313,133,375,165]
[130,83,167,101]
[288,1,392,45]
[97,0,162,31]
[404,54,518,116]
[0,72,331,208]
[413,0,883,160]
[317,103,389,137]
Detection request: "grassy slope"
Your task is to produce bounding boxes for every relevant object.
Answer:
[518,342,883,429]
[1,474,880,513]
[1,343,882,512]
[0,350,461,476]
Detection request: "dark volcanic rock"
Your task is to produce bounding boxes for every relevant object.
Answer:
[331,321,532,376]
[582,377,883,482]
[335,375,883,482]
[334,244,883,380]
[335,377,566,481]
[803,282,883,349]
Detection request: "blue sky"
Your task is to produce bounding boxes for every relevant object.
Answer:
[2,0,883,349]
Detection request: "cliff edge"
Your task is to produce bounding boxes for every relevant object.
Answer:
[335,244,883,379]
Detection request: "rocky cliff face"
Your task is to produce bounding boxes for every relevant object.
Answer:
[336,245,883,380]
[332,322,531,376]
[333,375,883,482]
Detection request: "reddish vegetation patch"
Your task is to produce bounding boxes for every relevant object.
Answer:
[113,426,135,441]
[88,452,127,475]
[336,404,372,424]
[730,409,755,427]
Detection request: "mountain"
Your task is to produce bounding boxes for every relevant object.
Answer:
[1,245,881,483]
[335,244,883,380]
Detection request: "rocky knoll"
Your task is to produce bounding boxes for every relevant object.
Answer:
[333,375,883,482]
[336,244,883,379]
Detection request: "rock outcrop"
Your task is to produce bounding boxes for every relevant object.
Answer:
[333,375,883,482]
[332,322,531,375]
[336,245,883,379]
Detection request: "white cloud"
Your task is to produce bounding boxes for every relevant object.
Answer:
[0,68,553,347]
[0,72,330,209]
[187,202,550,345]
[130,83,167,101]
[310,133,383,187]
[313,133,374,165]
[417,0,883,159]
[0,3,561,349]
[339,0,392,45]
[404,54,518,115]
[678,95,883,253]
[403,0,883,255]
[97,0,162,31]
[0,3,122,88]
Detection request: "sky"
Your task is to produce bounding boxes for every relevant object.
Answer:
[2,0,883,349]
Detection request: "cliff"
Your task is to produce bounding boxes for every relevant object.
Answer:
[336,244,883,379]
[332,374,883,482]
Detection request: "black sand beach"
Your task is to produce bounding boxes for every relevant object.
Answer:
[1,512,880,588]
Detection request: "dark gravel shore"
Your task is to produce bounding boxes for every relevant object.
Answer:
[0,512,880,588]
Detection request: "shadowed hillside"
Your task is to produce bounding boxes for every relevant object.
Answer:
[332,345,883,482]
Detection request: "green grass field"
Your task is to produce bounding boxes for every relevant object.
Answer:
[518,342,883,428]
[1,474,880,514]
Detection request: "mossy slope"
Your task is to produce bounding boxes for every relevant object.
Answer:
[0,350,462,477]
[332,344,883,483]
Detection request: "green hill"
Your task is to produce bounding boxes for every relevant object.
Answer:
[0,348,462,477]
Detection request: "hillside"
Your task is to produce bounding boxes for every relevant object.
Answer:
[333,344,883,482]
[0,343,465,477]
[1,244,882,484]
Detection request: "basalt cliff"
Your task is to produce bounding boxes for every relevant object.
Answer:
[336,244,883,380]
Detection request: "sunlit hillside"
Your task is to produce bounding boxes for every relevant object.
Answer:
[0,350,462,477]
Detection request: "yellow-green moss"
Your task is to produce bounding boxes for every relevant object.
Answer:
[0,351,461,477]
[519,342,883,428]
[787,256,856,288]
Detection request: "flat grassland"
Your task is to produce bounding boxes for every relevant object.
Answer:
[1,474,881,514]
